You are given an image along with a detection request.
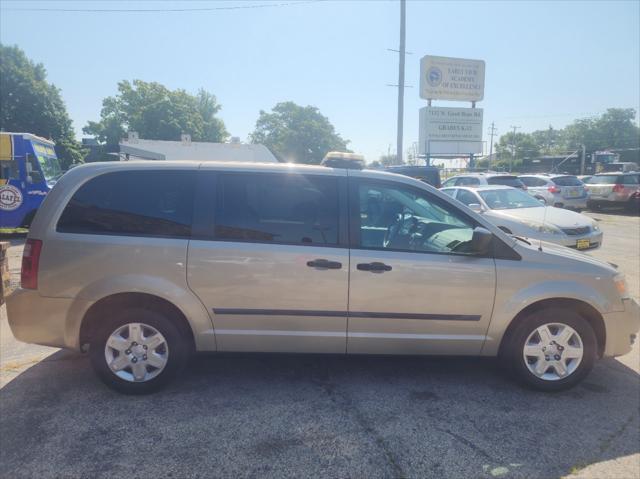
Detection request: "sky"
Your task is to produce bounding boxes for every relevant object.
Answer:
[1,0,639,163]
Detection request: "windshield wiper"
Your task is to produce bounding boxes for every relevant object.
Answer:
[512,235,531,245]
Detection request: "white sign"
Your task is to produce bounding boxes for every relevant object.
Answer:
[419,106,483,155]
[0,184,23,211]
[420,55,485,102]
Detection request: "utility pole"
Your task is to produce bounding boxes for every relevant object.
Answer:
[487,122,497,171]
[580,144,586,175]
[509,125,520,172]
[395,0,406,165]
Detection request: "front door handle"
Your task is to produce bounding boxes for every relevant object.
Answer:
[357,262,392,272]
[307,259,342,269]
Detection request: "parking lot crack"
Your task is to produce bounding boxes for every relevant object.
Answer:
[310,376,406,478]
[435,426,496,463]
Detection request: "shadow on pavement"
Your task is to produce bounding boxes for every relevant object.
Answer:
[1,350,638,478]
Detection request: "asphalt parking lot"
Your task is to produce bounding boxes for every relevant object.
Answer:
[1,211,638,479]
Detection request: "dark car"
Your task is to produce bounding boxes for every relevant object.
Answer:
[384,165,441,188]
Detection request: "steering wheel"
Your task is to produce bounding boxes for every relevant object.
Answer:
[383,215,418,248]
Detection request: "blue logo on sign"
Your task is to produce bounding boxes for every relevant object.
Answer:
[427,67,442,87]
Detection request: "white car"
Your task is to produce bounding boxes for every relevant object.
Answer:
[518,174,588,211]
[442,185,603,250]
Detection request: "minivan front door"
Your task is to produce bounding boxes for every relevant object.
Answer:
[187,169,349,353]
[347,176,496,355]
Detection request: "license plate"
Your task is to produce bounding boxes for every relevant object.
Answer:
[568,190,579,197]
[576,239,590,250]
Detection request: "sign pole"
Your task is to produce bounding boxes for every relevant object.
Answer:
[395,0,406,165]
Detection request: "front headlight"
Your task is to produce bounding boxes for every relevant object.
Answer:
[523,221,562,235]
[613,273,629,299]
[591,221,600,232]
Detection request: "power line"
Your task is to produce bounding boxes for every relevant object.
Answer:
[1,0,326,13]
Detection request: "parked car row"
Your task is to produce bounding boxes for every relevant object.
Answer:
[394,169,639,215]
[383,169,637,251]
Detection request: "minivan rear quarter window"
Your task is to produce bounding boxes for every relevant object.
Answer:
[213,173,339,245]
[57,170,195,238]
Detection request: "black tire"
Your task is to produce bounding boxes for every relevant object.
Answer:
[587,200,601,211]
[89,308,190,394]
[503,307,597,392]
[625,199,640,215]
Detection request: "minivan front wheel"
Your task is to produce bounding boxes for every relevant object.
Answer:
[89,308,189,394]
[505,308,597,391]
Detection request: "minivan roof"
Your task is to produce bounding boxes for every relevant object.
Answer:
[65,160,429,182]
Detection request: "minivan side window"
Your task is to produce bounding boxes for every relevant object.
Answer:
[57,170,195,238]
[213,173,339,246]
[356,181,476,254]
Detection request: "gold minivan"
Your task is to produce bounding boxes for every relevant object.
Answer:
[7,161,639,394]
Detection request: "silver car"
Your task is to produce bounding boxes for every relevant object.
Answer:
[6,162,639,394]
[442,185,603,250]
[585,173,640,212]
[519,174,588,211]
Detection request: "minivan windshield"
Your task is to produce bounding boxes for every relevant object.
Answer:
[479,188,543,210]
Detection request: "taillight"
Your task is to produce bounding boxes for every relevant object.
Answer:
[548,185,561,194]
[21,239,42,290]
[612,184,624,193]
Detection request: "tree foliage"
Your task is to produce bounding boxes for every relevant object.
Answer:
[0,44,83,169]
[250,101,349,164]
[84,80,228,144]
[494,108,640,168]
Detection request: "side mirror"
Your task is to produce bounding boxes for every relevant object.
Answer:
[468,203,483,213]
[471,227,493,255]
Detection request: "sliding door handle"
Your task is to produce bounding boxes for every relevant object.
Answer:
[357,262,392,272]
[307,259,342,269]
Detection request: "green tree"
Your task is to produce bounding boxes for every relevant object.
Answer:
[561,108,639,152]
[84,80,228,144]
[250,101,349,164]
[495,132,540,170]
[0,44,83,169]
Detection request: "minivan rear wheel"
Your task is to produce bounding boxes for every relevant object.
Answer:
[89,308,189,394]
[504,308,597,391]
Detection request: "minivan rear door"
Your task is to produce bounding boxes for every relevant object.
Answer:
[187,167,349,353]
[346,174,496,355]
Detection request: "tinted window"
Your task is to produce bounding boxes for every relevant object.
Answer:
[457,177,481,186]
[552,176,582,186]
[214,173,339,245]
[622,174,639,185]
[58,170,195,237]
[357,181,476,254]
[520,177,547,187]
[487,176,525,188]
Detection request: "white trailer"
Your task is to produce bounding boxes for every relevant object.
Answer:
[118,134,278,163]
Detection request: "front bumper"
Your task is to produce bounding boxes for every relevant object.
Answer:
[559,230,603,250]
[6,288,90,351]
[602,298,640,357]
